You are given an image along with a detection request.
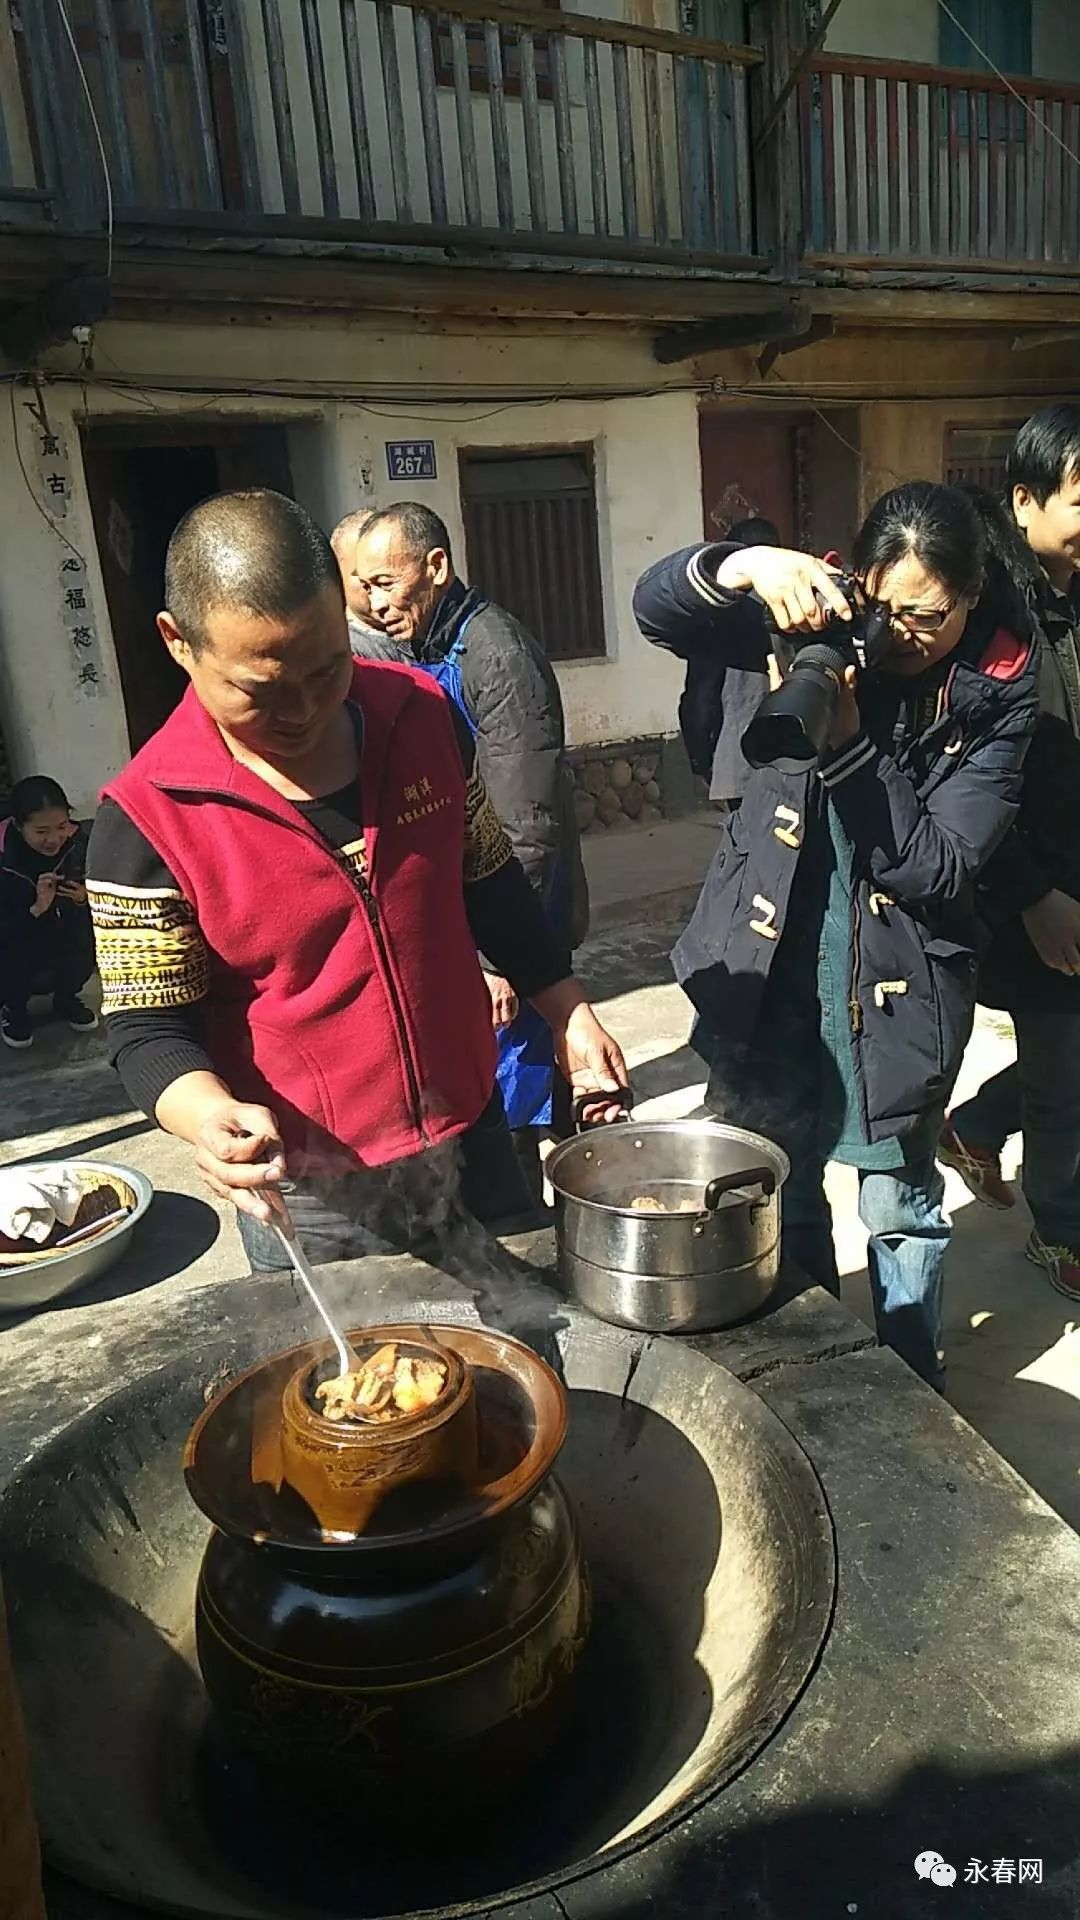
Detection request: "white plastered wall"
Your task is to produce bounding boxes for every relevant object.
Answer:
[0,316,699,805]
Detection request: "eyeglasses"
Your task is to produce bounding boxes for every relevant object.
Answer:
[887,598,959,634]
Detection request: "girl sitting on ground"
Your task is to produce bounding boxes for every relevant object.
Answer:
[0,776,97,1050]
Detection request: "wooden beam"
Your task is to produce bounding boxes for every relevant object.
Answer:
[114,205,764,276]
[0,271,109,362]
[380,0,764,64]
[16,242,783,325]
[1011,328,1080,353]
[753,0,845,152]
[810,48,1080,106]
[810,286,1080,324]
[654,301,810,365]
[756,313,833,376]
[805,249,1080,283]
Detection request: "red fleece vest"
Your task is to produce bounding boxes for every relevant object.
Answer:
[104,664,496,1170]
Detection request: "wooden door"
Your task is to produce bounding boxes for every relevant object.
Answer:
[698,409,805,547]
[82,424,295,752]
[81,443,211,751]
[214,428,294,495]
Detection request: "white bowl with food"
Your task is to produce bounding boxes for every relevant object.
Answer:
[0,1161,153,1312]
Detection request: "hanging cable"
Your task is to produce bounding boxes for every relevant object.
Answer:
[7,379,88,567]
[51,0,114,284]
[936,0,1080,175]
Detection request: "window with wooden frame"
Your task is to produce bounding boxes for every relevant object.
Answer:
[431,0,561,97]
[944,424,1024,495]
[937,0,1032,142]
[460,447,607,663]
[938,0,1032,80]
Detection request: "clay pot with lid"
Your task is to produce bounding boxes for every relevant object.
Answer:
[279,1332,479,1536]
[183,1324,591,1813]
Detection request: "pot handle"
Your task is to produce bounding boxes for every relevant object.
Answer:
[572,1085,634,1132]
[703,1165,777,1210]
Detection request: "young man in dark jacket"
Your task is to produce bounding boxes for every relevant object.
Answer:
[635,485,1036,1390]
[351,503,590,1189]
[941,407,1080,1299]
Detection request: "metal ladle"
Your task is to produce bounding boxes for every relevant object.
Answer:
[273,1221,360,1378]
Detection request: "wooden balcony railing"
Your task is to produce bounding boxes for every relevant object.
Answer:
[2,0,763,269]
[798,53,1080,271]
[9,12,1080,284]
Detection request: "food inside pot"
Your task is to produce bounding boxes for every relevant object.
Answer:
[315,1342,449,1424]
[629,1193,700,1214]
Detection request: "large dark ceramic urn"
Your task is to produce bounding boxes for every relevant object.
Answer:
[183,1324,590,1811]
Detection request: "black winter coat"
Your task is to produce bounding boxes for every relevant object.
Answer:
[634,545,1038,1148]
[976,572,1080,1012]
[0,816,93,970]
[355,580,589,950]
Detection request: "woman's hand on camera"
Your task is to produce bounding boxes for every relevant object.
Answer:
[826,664,862,750]
[715,546,853,634]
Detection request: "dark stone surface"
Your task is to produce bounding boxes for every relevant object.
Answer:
[2,1248,1077,1918]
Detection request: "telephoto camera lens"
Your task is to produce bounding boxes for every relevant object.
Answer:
[740,640,853,773]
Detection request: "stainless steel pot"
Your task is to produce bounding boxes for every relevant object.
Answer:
[545,1119,790,1334]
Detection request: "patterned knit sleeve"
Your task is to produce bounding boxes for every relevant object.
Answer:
[86,800,214,1117]
[462,766,515,884]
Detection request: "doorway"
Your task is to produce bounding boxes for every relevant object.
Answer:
[698,406,861,561]
[81,422,294,751]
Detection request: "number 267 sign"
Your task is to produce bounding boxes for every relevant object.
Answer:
[386,440,437,480]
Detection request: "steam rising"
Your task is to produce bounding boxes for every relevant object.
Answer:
[275,1126,568,1370]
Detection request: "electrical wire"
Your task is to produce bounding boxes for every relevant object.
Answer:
[51,0,114,283]
[3,367,1073,414]
[7,379,88,566]
[935,0,1080,174]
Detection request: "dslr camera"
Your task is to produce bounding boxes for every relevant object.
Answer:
[740,573,892,773]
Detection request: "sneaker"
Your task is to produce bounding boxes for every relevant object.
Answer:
[937,1118,1015,1210]
[54,994,99,1034]
[0,1007,33,1049]
[1026,1230,1080,1303]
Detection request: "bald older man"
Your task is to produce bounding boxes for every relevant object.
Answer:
[348,502,590,1193]
[330,508,405,663]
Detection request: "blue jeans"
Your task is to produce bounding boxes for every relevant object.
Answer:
[951,1006,1080,1251]
[707,1001,949,1390]
[237,1090,535,1273]
[781,1145,949,1392]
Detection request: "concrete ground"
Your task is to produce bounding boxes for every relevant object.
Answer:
[3,813,1079,1534]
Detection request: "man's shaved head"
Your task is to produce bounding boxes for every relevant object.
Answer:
[358,501,454,566]
[352,502,456,648]
[330,506,375,559]
[164,489,343,654]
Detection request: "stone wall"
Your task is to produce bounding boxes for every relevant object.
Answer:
[570,739,664,834]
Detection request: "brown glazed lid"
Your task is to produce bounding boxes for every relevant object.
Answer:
[183,1322,567,1558]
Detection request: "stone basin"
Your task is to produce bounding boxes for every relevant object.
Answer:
[0,1301,832,1919]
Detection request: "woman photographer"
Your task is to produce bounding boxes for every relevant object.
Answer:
[634,483,1038,1390]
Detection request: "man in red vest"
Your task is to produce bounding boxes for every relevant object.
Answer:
[86,490,627,1271]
